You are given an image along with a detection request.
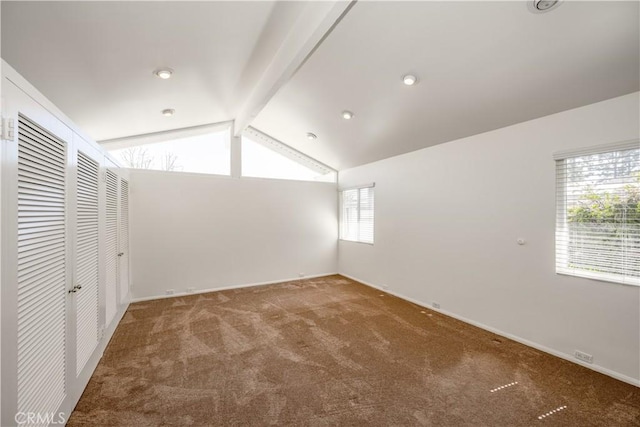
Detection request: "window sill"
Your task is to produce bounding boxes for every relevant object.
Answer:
[339,239,374,246]
[556,269,640,287]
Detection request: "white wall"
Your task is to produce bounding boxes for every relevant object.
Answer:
[338,92,640,384]
[0,6,3,421]
[130,171,337,300]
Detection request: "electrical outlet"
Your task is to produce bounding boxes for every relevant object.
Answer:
[166,289,175,295]
[432,302,441,309]
[574,350,593,364]
[186,287,195,294]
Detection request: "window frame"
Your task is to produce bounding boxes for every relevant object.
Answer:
[554,140,640,286]
[241,127,337,183]
[103,122,232,176]
[339,183,375,245]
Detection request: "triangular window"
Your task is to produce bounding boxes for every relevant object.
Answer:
[241,128,336,182]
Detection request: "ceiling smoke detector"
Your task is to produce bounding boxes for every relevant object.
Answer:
[306,132,317,140]
[162,109,175,117]
[529,0,561,13]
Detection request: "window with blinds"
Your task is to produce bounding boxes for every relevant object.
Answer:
[340,185,375,244]
[555,142,640,286]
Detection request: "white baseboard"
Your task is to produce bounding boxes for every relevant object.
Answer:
[130,273,339,303]
[339,273,640,388]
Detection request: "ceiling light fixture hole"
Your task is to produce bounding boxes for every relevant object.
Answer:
[342,110,354,120]
[403,74,417,86]
[154,68,173,79]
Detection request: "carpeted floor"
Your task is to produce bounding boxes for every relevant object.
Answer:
[68,275,640,426]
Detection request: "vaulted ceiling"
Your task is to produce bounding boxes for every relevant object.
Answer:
[2,1,639,170]
[2,1,282,139]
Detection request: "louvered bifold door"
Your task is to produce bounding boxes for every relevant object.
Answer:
[105,170,118,326]
[119,178,130,303]
[16,115,67,418]
[75,151,100,375]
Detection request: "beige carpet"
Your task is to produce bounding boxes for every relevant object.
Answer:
[68,275,640,426]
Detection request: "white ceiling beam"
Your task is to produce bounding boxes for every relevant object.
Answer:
[233,0,355,137]
[99,121,233,150]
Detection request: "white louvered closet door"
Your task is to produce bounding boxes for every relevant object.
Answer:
[75,151,100,375]
[16,114,67,418]
[119,178,130,304]
[105,170,118,326]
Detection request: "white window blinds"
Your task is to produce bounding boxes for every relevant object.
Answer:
[555,142,640,285]
[340,185,375,244]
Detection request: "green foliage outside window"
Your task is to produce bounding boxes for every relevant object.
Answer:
[568,180,640,224]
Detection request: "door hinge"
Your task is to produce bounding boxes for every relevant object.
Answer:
[1,118,15,141]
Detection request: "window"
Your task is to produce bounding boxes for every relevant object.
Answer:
[242,128,336,182]
[108,128,230,175]
[555,142,640,285]
[340,185,375,244]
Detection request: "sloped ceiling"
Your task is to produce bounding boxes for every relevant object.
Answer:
[2,1,639,170]
[253,1,640,169]
[1,1,284,140]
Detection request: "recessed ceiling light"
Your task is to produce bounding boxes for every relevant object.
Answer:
[342,110,354,120]
[403,74,417,86]
[529,0,562,13]
[162,109,175,116]
[154,68,173,79]
[306,132,317,140]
